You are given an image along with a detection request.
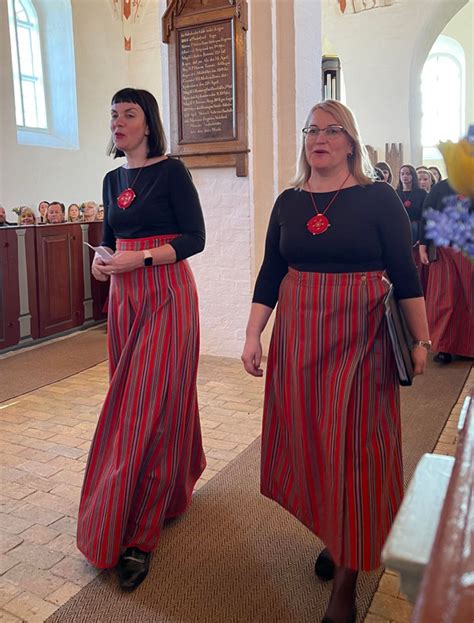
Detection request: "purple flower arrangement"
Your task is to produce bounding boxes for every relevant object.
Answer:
[424,195,474,259]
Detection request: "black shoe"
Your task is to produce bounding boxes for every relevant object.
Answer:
[321,607,356,623]
[117,547,150,591]
[433,352,453,364]
[315,548,335,581]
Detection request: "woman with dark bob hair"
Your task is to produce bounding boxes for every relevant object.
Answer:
[396,164,427,245]
[242,100,430,623]
[77,88,206,591]
[375,160,393,184]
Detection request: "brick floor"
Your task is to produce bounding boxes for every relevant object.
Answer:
[0,351,472,622]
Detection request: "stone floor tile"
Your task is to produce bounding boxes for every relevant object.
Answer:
[43,457,85,473]
[6,543,64,570]
[47,484,81,505]
[49,469,85,487]
[0,556,18,577]
[0,579,22,607]
[0,533,23,556]
[364,614,391,623]
[47,534,82,560]
[0,470,25,485]
[0,608,24,621]
[199,468,220,482]
[19,492,77,518]
[369,593,413,623]
[3,563,65,598]
[20,428,56,441]
[205,448,239,462]
[50,556,100,587]
[19,525,59,546]
[15,461,61,479]
[9,504,64,527]
[377,572,400,597]
[0,483,34,502]
[45,580,81,606]
[2,590,58,622]
[14,474,53,494]
[48,516,77,538]
[13,449,57,464]
[0,456,25,470]
[0,515,33,536]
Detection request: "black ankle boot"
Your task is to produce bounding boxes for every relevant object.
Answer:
[117,547,150,591]
[315,548,335,581]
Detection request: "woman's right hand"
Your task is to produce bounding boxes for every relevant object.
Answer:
[91,255,110,282]
[241,335,264,377]
[419,244,429,265]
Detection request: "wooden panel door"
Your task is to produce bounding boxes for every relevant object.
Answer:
[0,228,21,350]
[35,224,84,337]
[87,222,109,320]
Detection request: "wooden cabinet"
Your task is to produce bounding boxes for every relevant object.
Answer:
[0,228,20,349]
[35,224,85,337]
[0,222,109,351]
[87,222,109,321]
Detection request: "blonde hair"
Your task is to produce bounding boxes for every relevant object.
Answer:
[18,207,36,225]
[292,100,374,189]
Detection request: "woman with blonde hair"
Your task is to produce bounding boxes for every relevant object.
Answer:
[242,100,430,623]
[18,207,37,225]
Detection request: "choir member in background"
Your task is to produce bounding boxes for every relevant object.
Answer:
[416,167,435,193]
[46,202,65,224]
[375,160,393,185]
[396,164,426,245]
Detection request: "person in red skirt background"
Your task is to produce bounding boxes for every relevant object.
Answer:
[419,179,473,364]
[77,88,206,591]
[241,100,430,623]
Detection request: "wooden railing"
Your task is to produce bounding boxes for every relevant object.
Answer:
[412,393,474,622]
[0,222,109,351]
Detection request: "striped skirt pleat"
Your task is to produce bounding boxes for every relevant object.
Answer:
[77,235,205,569]
[261,269,402,571]
[425,247,474,357]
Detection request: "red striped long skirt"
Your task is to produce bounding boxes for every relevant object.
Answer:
[425,247,474,357]
[261,269,402,571]
[77,235,206,569]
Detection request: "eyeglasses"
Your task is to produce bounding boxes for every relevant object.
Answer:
[302,125,345,139]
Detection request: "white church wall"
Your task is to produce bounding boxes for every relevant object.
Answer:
[322,0,468,165]
[0,0,132,217]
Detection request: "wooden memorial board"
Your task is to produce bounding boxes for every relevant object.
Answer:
[162,0,248,176]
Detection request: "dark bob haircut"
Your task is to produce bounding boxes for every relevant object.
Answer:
[108,88,167,159]
[396,164,420,191]
[375,161,393,184]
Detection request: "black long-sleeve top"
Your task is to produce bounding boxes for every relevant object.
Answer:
[396,188,427,243]
[101,157,205,261]
[253,182,422,308]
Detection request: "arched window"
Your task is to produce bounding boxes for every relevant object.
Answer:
[421,36,465,155]
[7,0,78,149]
[8,0,47,129]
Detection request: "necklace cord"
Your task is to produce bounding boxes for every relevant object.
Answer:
[307,172,351,216]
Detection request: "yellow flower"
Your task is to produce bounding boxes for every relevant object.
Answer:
[438,139,474,198]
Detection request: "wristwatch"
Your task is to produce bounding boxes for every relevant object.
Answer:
[412,339,432,351]
[143,250,153,267]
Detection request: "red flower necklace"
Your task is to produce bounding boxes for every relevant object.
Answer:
[306,172,351,235]
[117,161,147,209]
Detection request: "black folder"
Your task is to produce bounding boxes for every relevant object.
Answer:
[384,285,414,386]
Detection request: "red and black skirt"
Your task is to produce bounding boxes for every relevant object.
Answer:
[425,247,474,357]
[261,269,402,571]
[77,235,205,568]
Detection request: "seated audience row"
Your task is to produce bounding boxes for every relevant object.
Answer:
[4,201,104,225]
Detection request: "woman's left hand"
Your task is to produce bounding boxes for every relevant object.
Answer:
[411,345,428,376]
[100,250,143,275]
